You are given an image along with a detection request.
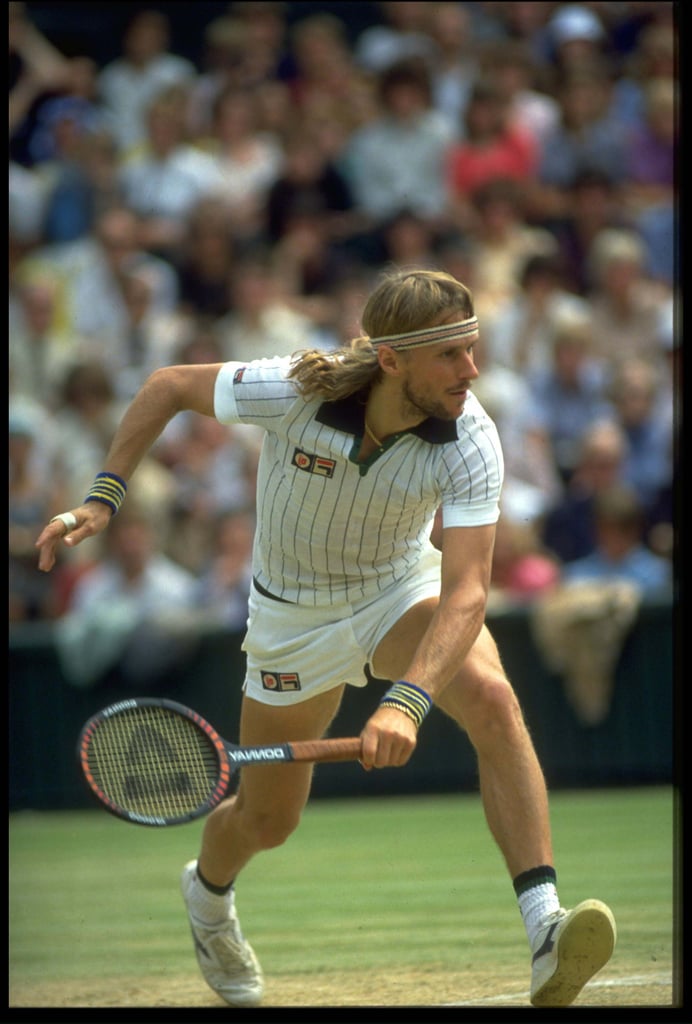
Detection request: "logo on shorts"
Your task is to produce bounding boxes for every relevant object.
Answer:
[261,671,302,692]
[291,448,336,478]
[233,367,247,383]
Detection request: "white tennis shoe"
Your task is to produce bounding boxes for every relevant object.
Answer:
[181,860,264,1007]
[530,899,616,1007]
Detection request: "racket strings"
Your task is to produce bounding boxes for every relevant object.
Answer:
[86,706,220,819]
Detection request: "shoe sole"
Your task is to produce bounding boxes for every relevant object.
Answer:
[531,899,616,1007]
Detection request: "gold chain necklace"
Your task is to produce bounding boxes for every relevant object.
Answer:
[364,419,383,448]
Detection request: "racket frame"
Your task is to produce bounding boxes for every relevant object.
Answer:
[77,697,234,827]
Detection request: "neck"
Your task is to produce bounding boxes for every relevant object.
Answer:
[365,382,425,442]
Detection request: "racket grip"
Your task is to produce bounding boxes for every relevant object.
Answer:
[287,737,362,764]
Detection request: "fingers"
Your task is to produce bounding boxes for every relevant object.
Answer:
[35,503,112,572]
[359,707,418,771]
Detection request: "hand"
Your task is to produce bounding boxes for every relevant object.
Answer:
[35,502,112,572]
[359,705,418,771]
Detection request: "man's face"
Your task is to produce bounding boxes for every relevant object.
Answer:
[395,317,480,422]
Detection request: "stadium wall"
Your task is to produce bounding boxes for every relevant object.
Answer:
[9,600,675,811]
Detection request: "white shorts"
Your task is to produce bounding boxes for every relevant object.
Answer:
[241,545,442,705]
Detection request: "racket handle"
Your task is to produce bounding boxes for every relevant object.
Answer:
[287,737,362,764]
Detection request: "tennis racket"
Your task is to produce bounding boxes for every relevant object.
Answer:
[77,697,362,827]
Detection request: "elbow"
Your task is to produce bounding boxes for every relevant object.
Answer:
[445,581,489,631]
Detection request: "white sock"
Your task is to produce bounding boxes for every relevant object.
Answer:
[188,869,233,925]
[518,882,561,950]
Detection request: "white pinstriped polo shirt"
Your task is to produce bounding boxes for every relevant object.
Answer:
[214,357,504,607]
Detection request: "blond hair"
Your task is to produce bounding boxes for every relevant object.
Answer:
[289,268,475,402]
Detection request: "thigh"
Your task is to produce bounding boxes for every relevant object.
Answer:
[371,596,438,681]
[234,685,346,823]
[373,602,509,729]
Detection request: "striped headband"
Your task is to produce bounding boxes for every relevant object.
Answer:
[368,316,479,351]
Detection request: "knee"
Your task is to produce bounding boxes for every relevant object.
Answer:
[242,806,302,852]
[477,677,525,734]
[445,672,526,746]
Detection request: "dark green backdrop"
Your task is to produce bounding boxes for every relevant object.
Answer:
[9,599,675,811]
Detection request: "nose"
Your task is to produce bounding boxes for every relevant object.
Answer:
[462,350,479,379]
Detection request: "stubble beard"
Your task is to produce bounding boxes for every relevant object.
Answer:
[401,377,458,423]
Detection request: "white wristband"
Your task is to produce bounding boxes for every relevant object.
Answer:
[50,512,78,535]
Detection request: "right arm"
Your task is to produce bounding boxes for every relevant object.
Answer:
[36,363,224,572]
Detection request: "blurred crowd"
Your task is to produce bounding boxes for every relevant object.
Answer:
[10,2,678,661]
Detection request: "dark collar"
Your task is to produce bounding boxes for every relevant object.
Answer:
[315,395,458,444]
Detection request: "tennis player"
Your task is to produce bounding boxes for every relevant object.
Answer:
[36,268,615,1007]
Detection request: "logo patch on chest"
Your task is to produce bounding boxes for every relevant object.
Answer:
[291,448,336,477]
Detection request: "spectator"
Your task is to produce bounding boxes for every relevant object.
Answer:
[378,208,440,270]
[17,205,179,355]
[541,419,629,564]
[586,227,672,369]
[118,85,226,259]
[195,508,256,632]
[530,62,631,222]
[471,333,563,527]
[113,267,193,399]
[174,196,237,320]
[202,84,284,244]
[491,0,556,67]
[9,0,71,163]
[96,8,196,154]
[9,158,47,253]
[212,251,331,362]
[286,12,364,123]
[462,178,557,319]
[446,79,538,229]
[561,484,672,598]
[635,194,675,289]
[609,356,673,518]
[41,125,123,245]
[485,252,591,377]
[19,55,118,244]
[544,168,631,296]
[528,308,614,485]
[269,198,357,332]
[9,272,93,409]
[264,124,356,246]
[9,400,65,621]
[341,57,456,227]
[26,56,113,166]
[621,76,676,215]
[353,1,436,73]
[232,1,291,78]
[488,515,560,609]
[55,500,200,688]
[544,3,609,76]
[311,269,378,351]
[610,19,678,131]
[156,413,260,575]
[426,2,479,129]
[186,17,253,138]
[477,39,560,159]
[49,358,124,513]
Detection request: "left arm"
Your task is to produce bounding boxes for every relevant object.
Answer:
[404,523,495,697]
[360,523,495,768]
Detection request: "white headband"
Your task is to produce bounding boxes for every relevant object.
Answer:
[368,316,479,351]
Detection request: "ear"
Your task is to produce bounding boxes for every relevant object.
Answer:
[377,345,404,377]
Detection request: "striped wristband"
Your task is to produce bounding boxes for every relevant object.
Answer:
[84,472,128,515]
[379,681,433,730]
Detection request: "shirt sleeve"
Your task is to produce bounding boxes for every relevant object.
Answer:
[214,357,299,429]
[439,397,505,528]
